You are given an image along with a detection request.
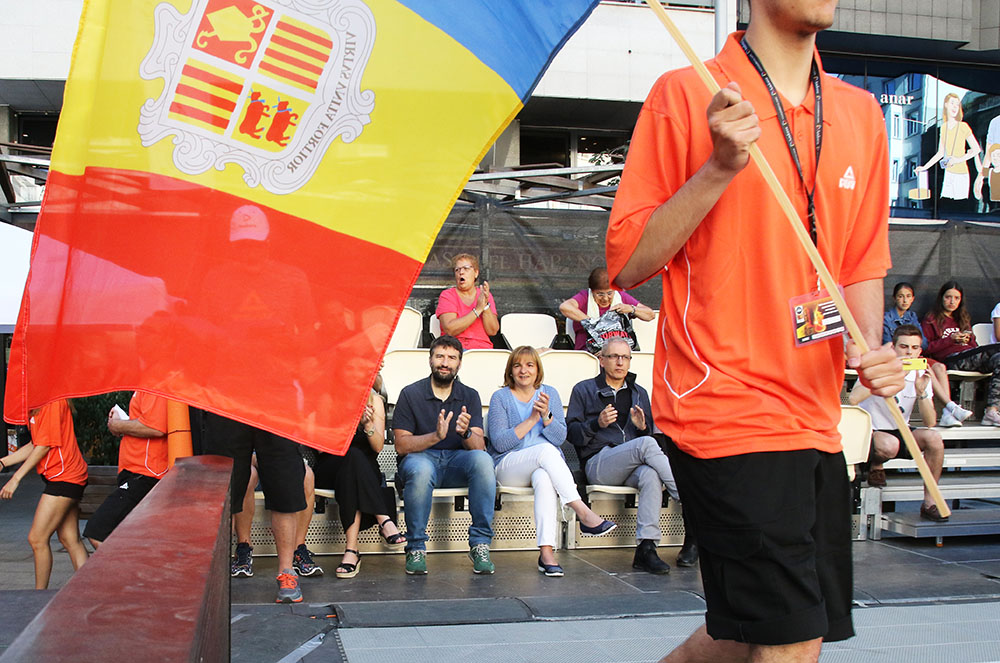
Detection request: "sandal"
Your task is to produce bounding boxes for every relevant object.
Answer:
[335,549,361,579]
[379,519,407,549]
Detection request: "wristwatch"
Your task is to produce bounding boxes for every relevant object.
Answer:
[462,428,472,439]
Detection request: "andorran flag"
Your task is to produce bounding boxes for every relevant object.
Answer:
[4,0,599,453]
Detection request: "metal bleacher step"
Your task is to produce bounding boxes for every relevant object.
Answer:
[880,508,1000,540]
[877,472,1000,502]
[884,447,1000,471]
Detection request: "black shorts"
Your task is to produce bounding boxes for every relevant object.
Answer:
[82,470,159,542]
[666,439,853,646]
[870,429,912,461]
[201,414,305,514]
[42,478,86,501]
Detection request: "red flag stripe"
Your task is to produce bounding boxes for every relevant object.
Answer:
[269,34,329,64]
[264,47,324,77]
[174,83,237,112]
[181,64,243,95]
[276,21,333,50]
[168,101,230,128]
[15,167,421,453]
[258,61,318,90]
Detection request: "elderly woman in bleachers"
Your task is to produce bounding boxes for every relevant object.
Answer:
[560,267,655,351]
[487,346,616,576]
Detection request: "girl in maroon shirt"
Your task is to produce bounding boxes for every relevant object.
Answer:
[922,281,1000,426]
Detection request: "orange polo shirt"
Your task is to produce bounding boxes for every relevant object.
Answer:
[30,400,88,486]
[118,391,169,478]
[607,32,890,459]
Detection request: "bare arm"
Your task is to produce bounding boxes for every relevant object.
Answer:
[559,297,588,322]
[615,82,762,288]
[844,278,904,397]
[1,443,48,499]
[916,372,936,427]
[478,283,499,336]
[439,311,473,337]
[108,414,165,438]
[994,316,1000,343]
[360,394,385,454]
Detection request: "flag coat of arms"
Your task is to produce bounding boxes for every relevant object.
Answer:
[5,0,599,454]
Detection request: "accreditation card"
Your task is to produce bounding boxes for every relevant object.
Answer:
[789,288,846,347]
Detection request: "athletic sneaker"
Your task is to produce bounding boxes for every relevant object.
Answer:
[275,569,302,603]
[939,410,963,428]
[983,409,1000,427]
[951,403,974,423]
[231,542,253,578]
[293,544,323,576]
[468,544,495,575]
[405,550,427,575]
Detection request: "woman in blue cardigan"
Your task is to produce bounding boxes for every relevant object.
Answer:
[487,346,616,576]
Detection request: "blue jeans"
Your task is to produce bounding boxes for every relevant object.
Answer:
[398,449,496,551]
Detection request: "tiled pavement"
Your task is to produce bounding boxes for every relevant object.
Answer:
[5,472,1000,661]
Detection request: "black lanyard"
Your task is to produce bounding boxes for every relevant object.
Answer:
[740,36,823,247]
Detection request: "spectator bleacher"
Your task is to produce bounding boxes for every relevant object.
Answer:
[244,305,1000,557]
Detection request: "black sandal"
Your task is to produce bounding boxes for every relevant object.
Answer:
[379,519,407,549]
[336,549,361,579]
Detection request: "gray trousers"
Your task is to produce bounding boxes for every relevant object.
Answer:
[584,436,678,542]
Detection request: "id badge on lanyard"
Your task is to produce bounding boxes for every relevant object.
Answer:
[740,37,844,347]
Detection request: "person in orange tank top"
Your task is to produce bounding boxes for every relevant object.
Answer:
[1,399,89,589]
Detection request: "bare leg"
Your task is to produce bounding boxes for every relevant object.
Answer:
[28,494,78,590]
[271,511,297,572]
[296,463,315,546]
[539,544,557,566]
[565,498,604,528]
[55,503,88,571]
[660,626,821,663]
[929,363,952,406]
[914,429,944,508]
[869,431,899,469]
[338,511,362,573]
[233,463,258,544]
[660,625,749,663]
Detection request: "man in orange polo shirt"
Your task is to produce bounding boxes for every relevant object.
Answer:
[607,1,904,661]
[83,391,169,547]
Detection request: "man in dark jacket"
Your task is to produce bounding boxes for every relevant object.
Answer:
[567,338,690,573]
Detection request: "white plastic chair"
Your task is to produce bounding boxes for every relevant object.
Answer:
[386,306,423,351]
[381,349,430,406]
[429,314,441,339]
[972,322,993,347]
[839,405,873,482]
[538,350,600,413]
[457,349,511,412]
[500,313,558,349]
[629,352,655,397]
[631,310,659,353]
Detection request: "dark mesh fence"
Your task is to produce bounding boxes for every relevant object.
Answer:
[407,204,1000,337]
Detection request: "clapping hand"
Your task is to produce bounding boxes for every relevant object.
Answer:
[532,392,550,421]
[598,404,617,428]
[455,406,472,436]
[630,405,646,430]
[436,408,454,442]
[478,282,490,311]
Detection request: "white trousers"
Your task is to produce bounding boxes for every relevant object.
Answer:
[495,443,582,548]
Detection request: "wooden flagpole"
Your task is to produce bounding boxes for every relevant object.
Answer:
[643,0,949,516]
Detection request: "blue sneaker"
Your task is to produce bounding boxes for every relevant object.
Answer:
[580,519,617,536]
[231,542,253,578]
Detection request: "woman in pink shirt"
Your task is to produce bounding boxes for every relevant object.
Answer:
[435,253,498,350]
